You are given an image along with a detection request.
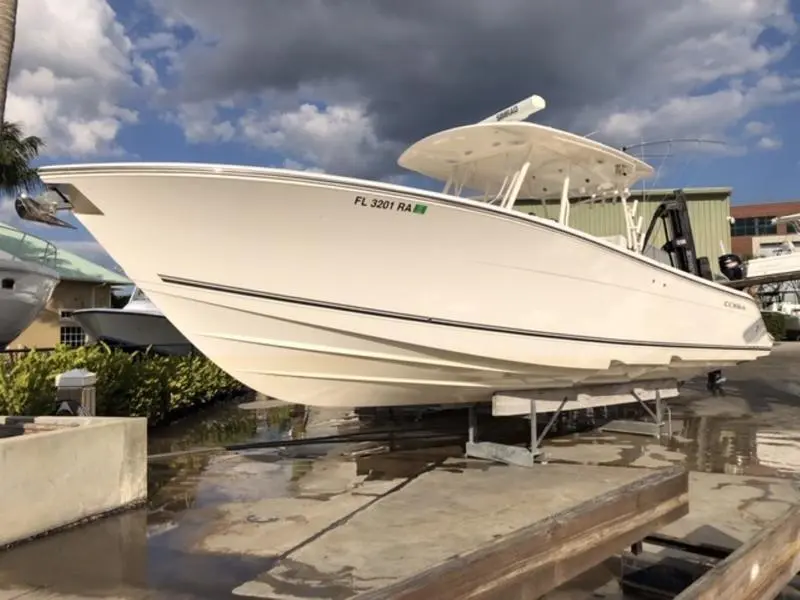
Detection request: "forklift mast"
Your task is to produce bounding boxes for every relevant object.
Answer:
[640,189,713,281]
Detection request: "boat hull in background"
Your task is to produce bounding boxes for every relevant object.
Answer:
[745,253,800,278]
[37,164,773,407]
[0,258,59,350]
[71,308,194,356]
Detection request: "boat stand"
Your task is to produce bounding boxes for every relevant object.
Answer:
[465,379,679,467]
[600,387,674,438]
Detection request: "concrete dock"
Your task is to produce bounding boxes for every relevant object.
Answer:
[230,459,685,599]
[2,345,800,598]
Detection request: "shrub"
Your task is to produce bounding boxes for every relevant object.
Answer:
[761,311,787,341]
[0,345,246,425]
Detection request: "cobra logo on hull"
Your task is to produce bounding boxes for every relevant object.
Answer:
[723,301,746,311]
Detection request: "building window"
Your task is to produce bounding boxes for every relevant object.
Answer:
[60,326,87,348]
[730,216,777,237]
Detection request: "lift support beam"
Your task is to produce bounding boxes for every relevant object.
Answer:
[673,504,800,600]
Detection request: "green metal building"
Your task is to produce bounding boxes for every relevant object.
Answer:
[515,187,732,274]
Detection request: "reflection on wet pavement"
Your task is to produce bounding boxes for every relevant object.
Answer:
[0,402,470,599]
[545,348,800,479]
[0,402,301,599]
[2,346,800,598]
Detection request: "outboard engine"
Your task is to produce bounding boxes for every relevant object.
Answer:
[718,253,744,281]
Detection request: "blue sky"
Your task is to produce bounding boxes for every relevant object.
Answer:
[3,0,800,270]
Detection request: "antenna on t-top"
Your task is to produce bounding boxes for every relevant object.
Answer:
[480,94,546,124]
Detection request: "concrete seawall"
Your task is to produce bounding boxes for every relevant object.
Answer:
[0,416,147,547]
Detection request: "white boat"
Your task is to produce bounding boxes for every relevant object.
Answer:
[15,95,773,407]
[0,225,60,350]
[743,213,800,278]
[71,287,194,356]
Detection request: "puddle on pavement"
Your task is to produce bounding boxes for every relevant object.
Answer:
[0,401,471,598]
[545,413,800,479]
[3,384,800,598]
[0,401,306,598]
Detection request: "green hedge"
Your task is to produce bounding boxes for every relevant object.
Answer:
[761,311,787,341]
[0,345,246,425]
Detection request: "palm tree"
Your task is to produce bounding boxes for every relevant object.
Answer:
[0,120,43,193]
[0,0,17,126]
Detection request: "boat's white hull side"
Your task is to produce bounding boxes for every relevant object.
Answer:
[71,308,194,356]
[0,259,59,349]
[745,253,800,278]
[38,165,773,407]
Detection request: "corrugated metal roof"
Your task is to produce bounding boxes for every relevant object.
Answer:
[0,225,131,285]
[627,186,733,198]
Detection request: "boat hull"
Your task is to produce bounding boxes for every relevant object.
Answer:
[71,308,194,356]
[38,164,773,407]
[745,253,800,278]
[0,258,59,350]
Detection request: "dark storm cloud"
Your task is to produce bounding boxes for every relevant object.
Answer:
[148,0,796,175]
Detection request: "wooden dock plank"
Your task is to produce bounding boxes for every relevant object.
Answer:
[233,460,688,600]
[356,465,688,600]
[674,504,800,600]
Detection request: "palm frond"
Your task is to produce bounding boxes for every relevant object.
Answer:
[0,120,45,194]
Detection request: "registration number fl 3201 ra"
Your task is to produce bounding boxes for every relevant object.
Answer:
[354,195,428,215]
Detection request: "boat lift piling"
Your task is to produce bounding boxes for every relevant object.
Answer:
[465,379,678,467]
[620,504,800,599]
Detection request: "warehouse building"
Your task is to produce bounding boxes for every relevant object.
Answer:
[516,187,733,274]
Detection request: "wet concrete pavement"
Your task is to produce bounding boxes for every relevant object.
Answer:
[3,345,800,598]
[543,342,800,477]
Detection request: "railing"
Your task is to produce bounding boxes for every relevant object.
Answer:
[0,223,59,269]
[0,347,58,363]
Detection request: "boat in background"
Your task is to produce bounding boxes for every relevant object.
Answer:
[761,301,800,340]
[743,213,800,278]
[14,94,772,408]
[71,287,194,356]
[0,225,60,350]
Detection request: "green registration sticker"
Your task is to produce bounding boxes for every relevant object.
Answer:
[352,195,428,215]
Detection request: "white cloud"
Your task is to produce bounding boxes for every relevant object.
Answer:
[135,31,179,52]
[171,100,400,176]
[169,101,236,143]
[281,158,325,173]
[238,102,400,175]
[594,74,800,149]
[745,120,773,136]
[757,136,783,150]
[148,0,799,175]
[7,0,156,157]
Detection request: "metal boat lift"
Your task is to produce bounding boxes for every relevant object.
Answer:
[466,379,677,467]
[464,188,716,467]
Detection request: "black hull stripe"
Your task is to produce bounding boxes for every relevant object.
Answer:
[72,309,167,321]
[157,275,771,353]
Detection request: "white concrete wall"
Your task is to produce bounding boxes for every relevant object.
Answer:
[0,416,147,547]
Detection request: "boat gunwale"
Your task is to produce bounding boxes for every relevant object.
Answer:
[38,162,757,303]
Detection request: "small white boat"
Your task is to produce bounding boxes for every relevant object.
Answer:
[743,214,800,278]
[71,287,194,355]
[0,225,60,350]
[14,94,773,407]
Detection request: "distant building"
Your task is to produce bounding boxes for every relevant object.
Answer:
[517,187,733,274]
[729,200,800,259]
[0,225,131,349]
